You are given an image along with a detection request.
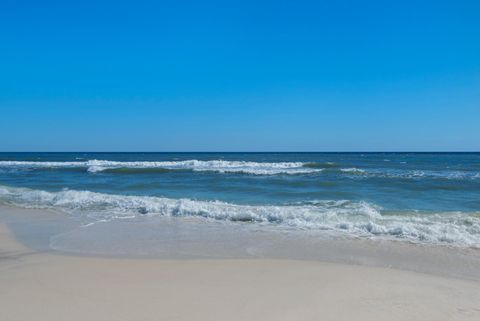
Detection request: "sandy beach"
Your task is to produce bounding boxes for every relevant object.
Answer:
[2,210,480,321]
[2,0,479,318]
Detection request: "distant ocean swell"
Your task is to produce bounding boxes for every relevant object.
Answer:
[0,160,478,179]
[1,185,479,247]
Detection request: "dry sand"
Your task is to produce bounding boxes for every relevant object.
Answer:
[1,222,480,321]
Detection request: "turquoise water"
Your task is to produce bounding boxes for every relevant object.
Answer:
[1,152,479,247]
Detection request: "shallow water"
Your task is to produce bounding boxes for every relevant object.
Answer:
[0,152,479,247]
[2,205,480,281]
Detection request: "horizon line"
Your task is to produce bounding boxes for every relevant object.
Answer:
[0,151,479,153]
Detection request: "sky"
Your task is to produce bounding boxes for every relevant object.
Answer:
[0,0,479,151]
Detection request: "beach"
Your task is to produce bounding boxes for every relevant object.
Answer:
[2,206,480,321]
[1,153,480,320]
[3,0,479,318]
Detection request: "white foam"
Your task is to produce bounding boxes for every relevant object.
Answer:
[340,168,365,173]
[0,160,321,175]
[1,160,478,179]
[1,185,479,247]
[86,159,321,175]
[0,161,85,167]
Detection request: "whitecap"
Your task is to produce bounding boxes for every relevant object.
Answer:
[1,185,479,247]
[0,160,322,175]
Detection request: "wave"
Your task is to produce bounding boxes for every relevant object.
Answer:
[101,167,177,174]
[340,168,366,173]
[1,160,478,180]
[339,168,480,180]
[0,160,322,175]
[1,185,479,247]
[303,162,338,169]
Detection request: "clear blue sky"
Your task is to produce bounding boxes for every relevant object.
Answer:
[1,0,479,151]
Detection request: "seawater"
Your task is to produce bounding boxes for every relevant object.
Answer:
[0,152,479,247]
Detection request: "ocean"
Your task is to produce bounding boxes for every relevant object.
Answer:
[0,152,479,248]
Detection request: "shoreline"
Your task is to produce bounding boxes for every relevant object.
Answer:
[2,204,480,281]
[2,215,480,320]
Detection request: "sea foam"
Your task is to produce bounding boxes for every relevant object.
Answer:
[1,185,479,247]
[0,160,322,175]
[1,160,478,179]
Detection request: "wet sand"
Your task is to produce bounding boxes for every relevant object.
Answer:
[1,207,480,320]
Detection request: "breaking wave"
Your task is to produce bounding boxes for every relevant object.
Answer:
[340,168,366,173]
[303,162,338,169]
[1,185,479,247]
[1,160,478,180]
[0,160,322,175]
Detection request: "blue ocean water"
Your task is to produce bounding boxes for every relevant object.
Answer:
[0,152,479,247]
